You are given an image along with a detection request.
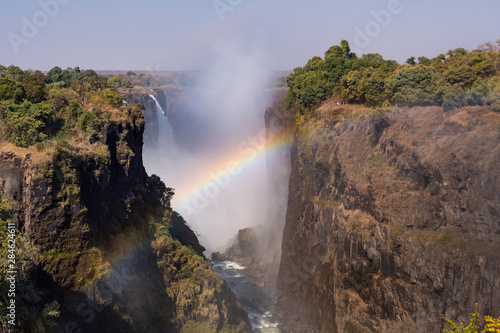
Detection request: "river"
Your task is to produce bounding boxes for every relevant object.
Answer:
[211,260,281,333]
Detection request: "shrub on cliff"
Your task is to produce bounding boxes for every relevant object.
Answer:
[285,40,358,113]
[146,174,174,210]
[0,101,54,147]
[100,90,123,108]
[442,305,500,333]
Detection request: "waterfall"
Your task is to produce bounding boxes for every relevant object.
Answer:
[143,94,176,180]
[148,93,175,148]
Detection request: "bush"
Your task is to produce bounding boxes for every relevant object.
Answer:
[78,111,103,142]
[100,90,123,108]
[146,174,174,210]
[108,75,132,89]
[386,65,440,106]
[442,305,500,333]
[0,101,54,147]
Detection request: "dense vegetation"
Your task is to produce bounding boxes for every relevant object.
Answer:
[0,65,144,149]
[104,70,197,88]
[285,40,500,114]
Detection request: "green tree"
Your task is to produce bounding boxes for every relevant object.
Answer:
[83,75,108,92]
[1,112,46,147]
[469,52,498,78]
[100,90,123,108]
[341,39,354,59]
[362,53,385,64]
[56,67,82,87]
[406,57,417,65]
[77,111,102,142]
[146,174,174,209]
[4,65,26,82]
[488,77,500,111]
[386,65,440,106]
[46,66,62,84]
[108,75,132,89]
[432,54,446,65]
[0,101,55,147]
[418,57,432,66]
[22,71,48,103]
[447,48,468,58]
[464,78,489,105]
[0,78,26,103]
[80,69,98,78]
[287,40,395,113]
[341,67,391,106]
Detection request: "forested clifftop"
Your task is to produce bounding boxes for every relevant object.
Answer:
[285,40,500,114]
[275,42,500,332]
[0,65,250,332]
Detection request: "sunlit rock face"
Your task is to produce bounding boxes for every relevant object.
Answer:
[276,105,500,333]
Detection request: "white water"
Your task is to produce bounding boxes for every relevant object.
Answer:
[143,94,177,181]
[212,261,281,332]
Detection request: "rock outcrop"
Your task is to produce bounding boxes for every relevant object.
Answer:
[274,101,500,332]
[0,91,251,332]
[212,227,277,287]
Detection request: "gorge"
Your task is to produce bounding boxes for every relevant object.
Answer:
[135,81,500,333]
[1,40,500,333]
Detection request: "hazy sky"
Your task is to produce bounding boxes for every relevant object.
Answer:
[1,0,499,71]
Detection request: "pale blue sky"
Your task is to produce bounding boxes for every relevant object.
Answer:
[0,0,499,71]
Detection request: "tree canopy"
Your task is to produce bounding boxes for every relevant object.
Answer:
[0,65,143,148]
[285,40,500,114]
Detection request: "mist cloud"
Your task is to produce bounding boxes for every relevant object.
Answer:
[144,39,290,253]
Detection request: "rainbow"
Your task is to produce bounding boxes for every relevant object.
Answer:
[172,131,293,214]
[101,131,294,280]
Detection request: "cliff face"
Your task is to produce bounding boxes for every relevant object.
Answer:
[0,92,250,332]
[275,102,500,332]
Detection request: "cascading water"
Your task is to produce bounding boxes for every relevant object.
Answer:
[141,45,289,332]
[143,94,177,180]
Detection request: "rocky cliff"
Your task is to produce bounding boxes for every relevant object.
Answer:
[0,91,250,332]
[274,99,500,332]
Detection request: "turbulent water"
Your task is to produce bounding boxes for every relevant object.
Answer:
[212,261,281,332]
